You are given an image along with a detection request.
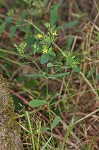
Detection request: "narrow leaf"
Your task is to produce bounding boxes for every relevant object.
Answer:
[29,99,48,107]
[50,4,59,25]
[73,67,81,73]
[48,72,70,78]
[9,26,16,37]
[24,74,45,78]
[0,23,6,33]
[63,20,79,29]
[66,35,73,51]
[62,117,74,149]
[51,116,60,130]
[87,68,95,78]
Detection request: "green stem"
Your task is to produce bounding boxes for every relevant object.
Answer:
[25,111,35,150]
[46,67,49,97]
[27,55,47,78]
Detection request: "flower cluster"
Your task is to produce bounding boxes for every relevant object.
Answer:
[14,41,27,56]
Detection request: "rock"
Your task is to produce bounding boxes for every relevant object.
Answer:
[0,75,23,150]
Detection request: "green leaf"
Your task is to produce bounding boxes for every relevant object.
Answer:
[29,99,48,107]
[21,10,27,19]
[9,26,16,37]
[5,16,12,24]
[0,23,6,33]
[63,20,79,29]
[73,67,81,73]
[51,116,60,130]
[49,51,56,57]
[50,4,59,25]
[48,72,70,78]
[42,127,50,132]
[47,63,53,67]
[24,74,45,78]
[41,53,49,64]
[22,0,32,5]
[87,68,95,78]
[26,35,34,45]
[95,74,99,80]
[41,137,52,150]
[66,35,73,51]
[62,116,74,149]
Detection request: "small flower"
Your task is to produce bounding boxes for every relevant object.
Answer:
[43,49,48,53]
[52,30,58,36]
[37,34,43,39]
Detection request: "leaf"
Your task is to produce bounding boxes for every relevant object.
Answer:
[41,53,49,64]
[42,127,50,132]
[66,35,73,51]
[48,72,70,78]
[95,74,99,80]
[47,63,53,67]
[63,20,79,29]
[0,23,6,33]
[73,67,81,73]
[29,99,48,107]
[24,74,45,78]
[26,35,34,45]
[21,10,27,19]
[5,16,12,24]
[62,116,74,149]
[9,26,16,37]
[41,137,52,150]
[49,51,56,57]
[51,116,61,130]
[50,4,59,25]
[87,68,96,78]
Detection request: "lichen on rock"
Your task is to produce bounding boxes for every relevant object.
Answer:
[0,75,23,150]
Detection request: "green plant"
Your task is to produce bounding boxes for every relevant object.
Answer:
[13,20,80,149]
[0,1,99,149]
[13,17,99,148]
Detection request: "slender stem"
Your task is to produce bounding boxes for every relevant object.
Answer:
[27,55,47,78]
[0,48,19,56]
[46,67,49,97]
[80,72,99,100]
[25,111,35,150]
[94,0,99,11]
[74,108,99,124]
[37,121,41,150]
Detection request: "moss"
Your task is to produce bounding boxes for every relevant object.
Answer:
[0,75,23,150]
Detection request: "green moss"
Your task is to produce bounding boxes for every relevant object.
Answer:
[0,75,23,150]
